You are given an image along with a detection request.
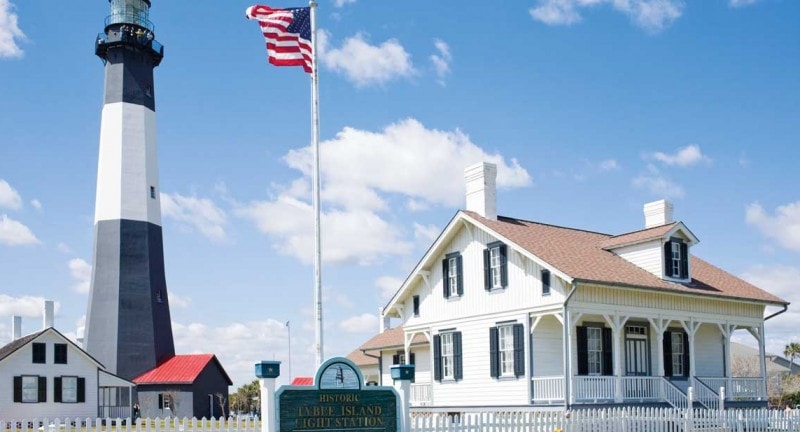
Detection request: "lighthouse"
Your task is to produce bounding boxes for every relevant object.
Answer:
[85,0,175,381]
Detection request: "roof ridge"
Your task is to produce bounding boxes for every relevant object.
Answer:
[495,214,612,237]
[606,221,679,239]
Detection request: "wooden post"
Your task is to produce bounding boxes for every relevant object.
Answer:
[255,361,280,432]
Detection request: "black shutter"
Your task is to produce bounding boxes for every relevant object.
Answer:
[577,326,588,375]
[682,332,690,378]
[499,245,508,288]
[13,376,22,402]
[410,353,416,365]
[54,377,62,403]
[392,353,400,365]
[680,243,689,279]
[55,344,67,364]
[483,248,491,290]
[77,378,85,403]
[489,327,499,378]
[542,270,550,294]
[433,334,442,381]
[513,324,525,377]
[453,332,463,380]
[456,255,464,296]
[602,328,613,376]
[664,241,672,277]
[663,332,673,376]
[442,259,450,298]
[38,376,46,402]
[158,393,164,409]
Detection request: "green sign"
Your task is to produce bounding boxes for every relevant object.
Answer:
[277,358,399,432]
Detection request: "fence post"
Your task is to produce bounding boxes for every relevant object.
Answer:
[685,386,694,431]
[391,364,415,432]
[254,361,280,432]
[719,387,725,411]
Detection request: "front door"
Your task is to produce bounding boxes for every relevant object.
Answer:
[625,325,649,376]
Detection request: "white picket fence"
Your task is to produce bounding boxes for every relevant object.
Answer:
[3,408,800,432]
[410,407,800,432]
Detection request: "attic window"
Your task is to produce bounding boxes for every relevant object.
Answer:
[664,238,688,279]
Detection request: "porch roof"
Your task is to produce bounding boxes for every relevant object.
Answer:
[358,326,427,352]
[467,211,786,305]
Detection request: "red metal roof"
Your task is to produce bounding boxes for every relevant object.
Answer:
[291,376,313,386]
[133,354,224,384]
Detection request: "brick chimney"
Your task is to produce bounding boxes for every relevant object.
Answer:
[644,199,674,228]
[464,162,497,220]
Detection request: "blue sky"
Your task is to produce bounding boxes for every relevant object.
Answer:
[0,0,798,388]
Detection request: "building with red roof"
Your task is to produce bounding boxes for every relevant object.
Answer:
[133,354,232,419]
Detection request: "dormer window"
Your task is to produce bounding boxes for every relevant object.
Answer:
[664,238,688,279]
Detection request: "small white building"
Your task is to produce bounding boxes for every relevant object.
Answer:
[0,307,134,421]
[359,162,789,411]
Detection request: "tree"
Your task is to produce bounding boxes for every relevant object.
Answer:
[784,342,800,374]
[215,393,227,418]
[230,380,260,415]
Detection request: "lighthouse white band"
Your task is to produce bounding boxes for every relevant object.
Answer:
[95,101,162,225]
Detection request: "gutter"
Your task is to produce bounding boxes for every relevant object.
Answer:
[765,304,789,321]
[562,281,578,409]
[360,349,382,385]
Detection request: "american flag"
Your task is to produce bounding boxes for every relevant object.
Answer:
[246,5,313,73]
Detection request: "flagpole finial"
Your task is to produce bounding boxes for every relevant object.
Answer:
[310,0,317,7]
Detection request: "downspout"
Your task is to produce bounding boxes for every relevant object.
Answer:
[563,281,578,409]
[361,350,382,385]
[764,304,788,321]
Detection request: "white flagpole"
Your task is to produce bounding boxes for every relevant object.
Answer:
[309,0,323,368]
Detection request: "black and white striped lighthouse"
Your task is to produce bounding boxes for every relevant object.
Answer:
[85,0,175,381]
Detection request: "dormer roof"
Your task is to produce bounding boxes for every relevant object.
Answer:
[601,221,698,250]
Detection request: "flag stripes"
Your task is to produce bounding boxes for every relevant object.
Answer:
[246,5,312,73]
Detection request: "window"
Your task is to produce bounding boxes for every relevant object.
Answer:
[155,290,163,303]
[14,375,44,403]
[490,324,525,378]
[392,351,416,365]
[577,325,612,376]
[60,377,78,403]
[150,186,156,199]
[664,238,688,279]
[54,343,67,364]
[159,393,172,410]
[412,295,420,316]
[541,269,551,295]
[483,242,508,290]
[441,253,463,298]
[434,331,462,381]
[32,343,46,364]
[671,331,684,376]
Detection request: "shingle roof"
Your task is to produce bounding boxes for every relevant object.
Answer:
[0,329,47,362]
[359,327,427,352]
[600,222,679,249]
[465,211,786,305]
[133,354,233,385]
[346,348,378,367]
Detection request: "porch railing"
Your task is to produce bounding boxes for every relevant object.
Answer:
[410,383,432,406]
[622,376,663,401]
[531,376,564,403]
[692,377,720,410]
[696,377,765,401]
[573,376,615,402]
[662,379,689,409]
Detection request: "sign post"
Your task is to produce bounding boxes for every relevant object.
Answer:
[391,365,415,432]
[255,360,281,432]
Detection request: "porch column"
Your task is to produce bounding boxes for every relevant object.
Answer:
[747,325,768,400]
[680,319,701,379]
[649,318,670,378]
[566,310,583,405]
[603,314,629,403]
[718,323,736,395]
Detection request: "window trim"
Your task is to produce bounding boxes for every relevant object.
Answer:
[443,252,463,299]
[587,327,603,376]
[484,241,508,290]
[498,325,515,377]
[440,332,455,380]
[60,376,79,403]
[670,330,685,377]
[20,375,40,403]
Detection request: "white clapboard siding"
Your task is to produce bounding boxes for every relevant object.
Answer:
[0,330,100,420]
[694,325,724,377]
[403,224,566,329]
[612,240,663,277]
[531,315,563,377]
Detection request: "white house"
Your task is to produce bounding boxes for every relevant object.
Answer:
[0,306,134,421]
[363,162,788,411]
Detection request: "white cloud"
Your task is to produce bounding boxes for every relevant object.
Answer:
[0,0,24,58]
[598,159,619,171]
[651,144,710,167]
[529,0,684,33]
[30,199,41,210]
[161,193,227,242]
[631,175,684,199]
[168,291,191,309]
[339,313,378,334]
[56,242,72,253]
[740,265,800,356]
[746,200,800,251]
[318,30,415,87]
[0,295,57,318]
[729,0,759,7]
[68,258,91,294]
[238,118,531,266]
[376,276,403,301]
[0,179,22,210]
[430,39,452,86]
[0,214,39,245]
[173,319,291,388]
[333,0,356,6]
[413,223,440,245]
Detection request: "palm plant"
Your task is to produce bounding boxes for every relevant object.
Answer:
[784,342,800,375]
